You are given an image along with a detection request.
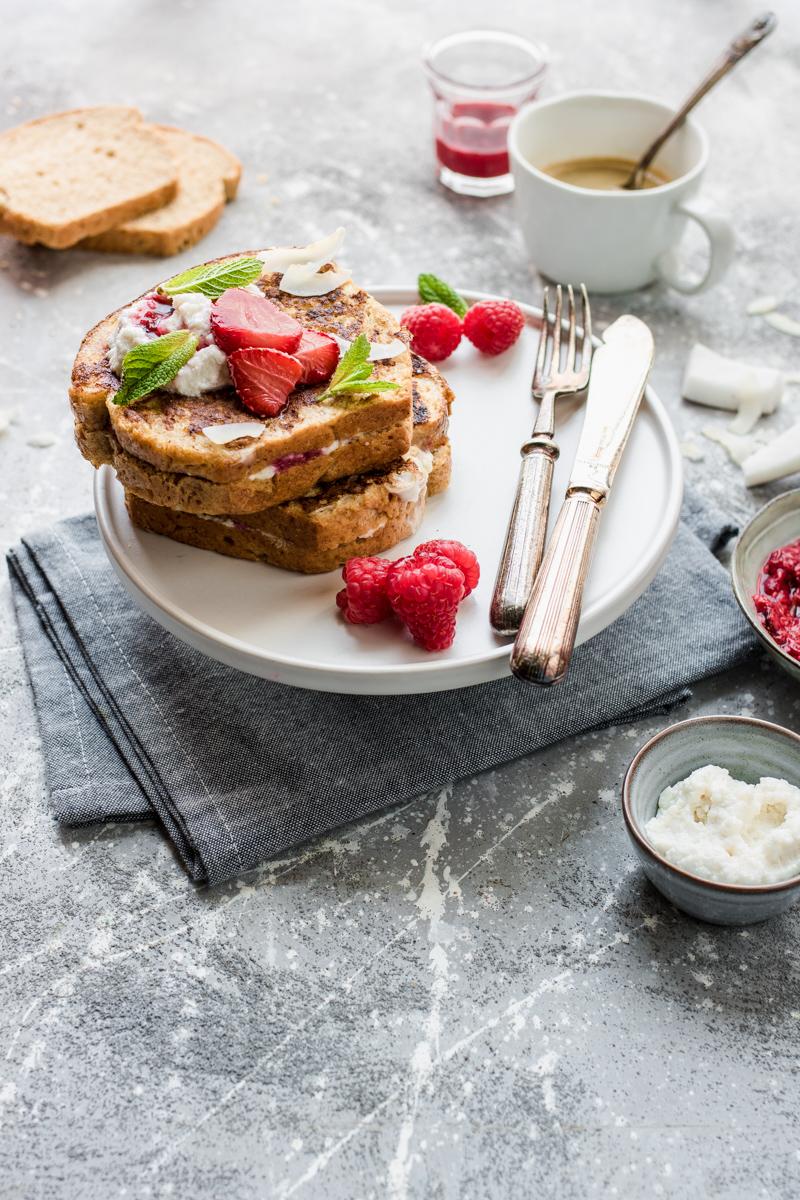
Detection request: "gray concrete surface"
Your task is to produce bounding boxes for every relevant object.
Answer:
[1,1,800,1196]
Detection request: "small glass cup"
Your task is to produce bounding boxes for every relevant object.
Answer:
[423,30,548,198]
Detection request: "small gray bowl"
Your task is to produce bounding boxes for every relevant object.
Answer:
[732,488,800,685]
[622,715,800,925]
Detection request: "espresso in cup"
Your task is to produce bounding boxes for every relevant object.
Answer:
[542,155,670,191]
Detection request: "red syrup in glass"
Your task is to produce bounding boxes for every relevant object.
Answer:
[435,101,516,179]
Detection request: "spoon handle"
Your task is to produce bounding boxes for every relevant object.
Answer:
[627,12,777,187]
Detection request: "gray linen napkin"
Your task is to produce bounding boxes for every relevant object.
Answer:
[7,491,754,885]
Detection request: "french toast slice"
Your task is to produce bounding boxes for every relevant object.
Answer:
[69,253,414,510]
[0,107,178,249]
[78,125,241,257]
[76,349,451,514]
[125,441,451,574]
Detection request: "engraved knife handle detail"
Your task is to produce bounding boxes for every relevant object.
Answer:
[490,437,559,637]
[510,491,602,685]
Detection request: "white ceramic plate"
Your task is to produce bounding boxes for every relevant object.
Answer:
[95,287,683,695]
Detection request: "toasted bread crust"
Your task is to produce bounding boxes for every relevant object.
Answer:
[124,441,451,574]
[0,107,178,249]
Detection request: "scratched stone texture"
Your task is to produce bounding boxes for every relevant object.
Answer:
[1,1,800,1197]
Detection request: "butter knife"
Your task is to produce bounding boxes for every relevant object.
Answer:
[510,315,655,685]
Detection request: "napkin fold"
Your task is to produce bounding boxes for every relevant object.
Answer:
[8,491,754,885]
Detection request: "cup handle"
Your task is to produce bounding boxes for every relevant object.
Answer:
[655,200,735,294]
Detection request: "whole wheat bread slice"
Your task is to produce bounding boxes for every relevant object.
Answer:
[0,107,178,249]
[80,125,241,256]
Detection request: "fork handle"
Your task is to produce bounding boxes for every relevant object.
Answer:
[490,436,559,636]
[510,490,601,685]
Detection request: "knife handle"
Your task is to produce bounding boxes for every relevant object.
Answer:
[510,490,602,685]
[490,437,559,637]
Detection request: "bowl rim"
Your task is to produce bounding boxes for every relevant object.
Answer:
[622,714,800,895]
[731,488,800,674]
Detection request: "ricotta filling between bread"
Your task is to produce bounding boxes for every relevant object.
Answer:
[386,447,433,504]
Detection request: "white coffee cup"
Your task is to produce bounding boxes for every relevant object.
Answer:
[509,91,735,294]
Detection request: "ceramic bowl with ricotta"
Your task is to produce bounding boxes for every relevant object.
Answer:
[732,489,800,685]
[622,715,800,925]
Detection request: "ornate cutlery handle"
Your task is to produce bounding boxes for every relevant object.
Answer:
[510,490,602,684]
[490,436,559,637]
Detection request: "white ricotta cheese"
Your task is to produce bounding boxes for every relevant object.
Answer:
[167,344,230,395]
[644,764,800,885]
[169,291,214,339]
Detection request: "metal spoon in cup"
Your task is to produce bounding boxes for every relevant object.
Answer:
[623,12,777,190]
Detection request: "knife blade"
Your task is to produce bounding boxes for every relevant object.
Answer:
[566,314,655,500]
[510,314,655,686]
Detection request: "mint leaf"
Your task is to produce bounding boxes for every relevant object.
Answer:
[113,330,198,407]
[160,256,263,299]
[418,273,468,317]
[320,333,400,406]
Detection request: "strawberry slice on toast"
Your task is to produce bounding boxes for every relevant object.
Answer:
[293,329,340,385]
[228,347,303,417]
[211,288,303,355]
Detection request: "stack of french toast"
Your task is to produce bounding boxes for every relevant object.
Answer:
[69,248,453,573]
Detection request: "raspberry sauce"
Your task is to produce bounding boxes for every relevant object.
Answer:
[434,101,516,179]
[754,538,800,661]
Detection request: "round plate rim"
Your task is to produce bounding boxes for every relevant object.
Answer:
[94,285,684,692]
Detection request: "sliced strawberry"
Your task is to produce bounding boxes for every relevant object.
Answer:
[293,329,340,385]
[228,347,303,417]
[211,288,303,355]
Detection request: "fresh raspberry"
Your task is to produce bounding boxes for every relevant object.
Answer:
[463,299,525,356]
[414,539,480,596]
[211,288,303,355]
[228,347,303,417]
[336,557,393,624]
[293,329,340,385]
[386,553,466,651]
[400,304,462,363]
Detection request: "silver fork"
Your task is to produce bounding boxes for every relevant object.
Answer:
[490,284,593,636]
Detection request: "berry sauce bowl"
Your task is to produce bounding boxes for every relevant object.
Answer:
[732,488,800,686]
[622,715,800,925]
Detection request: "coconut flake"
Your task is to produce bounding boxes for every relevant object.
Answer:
[279,263,351,297]
[259,228,346,273]
[702,425,765,466]
[329,334,406,361]
[683,344,782,434]
[26,432,57,449]
[742,420,800,487]
[202,422,265,446]
[728,389,768,436]
[680,439,705,462]
[746,294,780,316]
[764,311,800,338]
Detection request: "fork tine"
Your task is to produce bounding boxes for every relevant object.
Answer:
[533,287,550,390]
[566,284,576,371]
[551,285,563,373]
[580,283,592,374]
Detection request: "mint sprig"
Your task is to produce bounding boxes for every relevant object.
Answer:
[319,334,400,407]
[160,256,263,300]
[112,330,198,407]
[418,272,468,317]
